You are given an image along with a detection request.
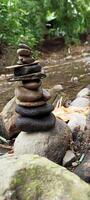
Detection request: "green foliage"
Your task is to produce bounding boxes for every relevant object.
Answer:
[0,0,90,47]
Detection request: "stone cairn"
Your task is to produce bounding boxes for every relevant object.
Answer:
[6,44,56,132]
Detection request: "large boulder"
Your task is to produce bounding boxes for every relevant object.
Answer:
[0,154,90,200]
[14,119,71,164]
[1,97,20,139]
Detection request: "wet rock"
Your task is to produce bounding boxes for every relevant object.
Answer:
[63,150,76,167]
[14,119,70,164]
[74,151,90,183]
[1,97,20,139]
[0,154,90,200]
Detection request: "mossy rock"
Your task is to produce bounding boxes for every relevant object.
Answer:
[0,154,90,200]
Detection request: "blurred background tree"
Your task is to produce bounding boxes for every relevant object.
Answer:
[0,0,90,47]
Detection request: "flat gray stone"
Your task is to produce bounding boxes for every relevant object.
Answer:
[63,150,76,167]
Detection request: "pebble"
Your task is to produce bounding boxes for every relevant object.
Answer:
[62,150,76,167]
[72,162,78,167]
[70,77,79,83]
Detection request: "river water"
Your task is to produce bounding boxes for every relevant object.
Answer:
[0,44,90,112]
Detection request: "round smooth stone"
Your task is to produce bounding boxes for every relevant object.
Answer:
[15,86,43,102]
[16,113,56,132]
[22,79,41,90]
[16,98,46,107]
[15,103,54,117]
[17,48,31,56]
[43,89,51,101]
[18,56,34,64]
[14,64,41,77]
[18,43,31,51]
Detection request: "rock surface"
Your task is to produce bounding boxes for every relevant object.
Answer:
[68,113,86,132]
[77,85,90,98]
[86,112,90,130]
[14,119,70,164]
[70,97,90,107]
[74,151,90,183]
[49,84,63,104]
[0,154,90,200]
[63,150,76,167]
[1,97,20,139]
[70,85,90,108]
[16,113,56,132]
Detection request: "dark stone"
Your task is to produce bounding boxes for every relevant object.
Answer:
[18,56,34,64]
[14,64,41,77]
[18,43,31,50]
[8,72,46,82]
[22,79,41,90]
[16,113,56,132]
[74,151,90,183]
[6,61,39,69]
[17,48,31,56]
[15,103,54,117]
[15,86,43,102]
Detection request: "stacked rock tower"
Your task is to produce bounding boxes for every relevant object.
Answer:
[7,44,56,132]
